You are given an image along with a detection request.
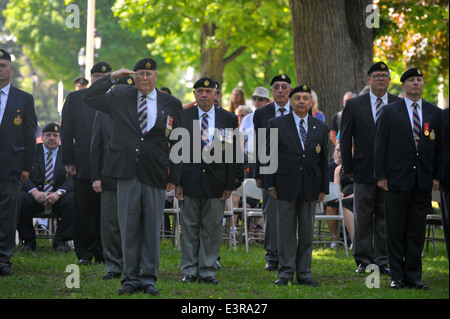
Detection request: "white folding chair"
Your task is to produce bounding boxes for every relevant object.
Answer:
[314,182,349,256]
[161,197,181,250]
[239,178,263,253]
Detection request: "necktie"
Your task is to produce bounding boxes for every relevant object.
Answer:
[375,98,383,121]
[412,102,421,148]
[299,119,307,146]
[138,95,148,134]
[44,151,54,193]
[279,107,286,116]
[201,113,209,148]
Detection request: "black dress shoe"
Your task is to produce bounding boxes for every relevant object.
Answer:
[406,281,429,290]
[199,276,219,284]
[182,275,198,283]
[77,258,91,266]
[53,239,70,253]
[265,262,278,271]
[378,265,391,276]
[296,277,319,287]
[119,284,139,295]
[142,285,160,296]
[355,263,368,274]
[20,240,36,252]
[390,280,404,289]
[102,272,121,280]
[275,277,290,286]
[0,266,15,277]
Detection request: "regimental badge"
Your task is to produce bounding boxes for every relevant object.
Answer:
[430,130,435,141]
[424,123,429,136]
[381,63,386,69]
[315,144,321,153]
[127,78,133,85]
[0,51,3,57]
[101,65,106,72]
[14,115,22,126]
[417,69,422,75]
[146,62,151,69]
[165,115,173,137]
[204,80,210,87]
[281,74,286,79]
[303,85,307,90]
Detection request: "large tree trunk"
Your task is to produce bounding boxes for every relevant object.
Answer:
[289,0,374,123]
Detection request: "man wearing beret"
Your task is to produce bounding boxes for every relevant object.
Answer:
[0,49,37,276]
[17,123,73,252]
[340,62,401,275]
[83,58,183,296]
[74,77,89,90]
[265,85,329,286]
[61,62,111,266]
[375,68,444,289]
[175,78,238,284]
[253,74,291,272]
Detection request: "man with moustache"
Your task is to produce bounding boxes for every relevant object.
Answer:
[266,85,328,286]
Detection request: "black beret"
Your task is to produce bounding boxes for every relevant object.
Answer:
[91,62,112,74]
[193,77,216,89]
[215,81,221,90]
[0,49,11,61]
[400,68,423,82]
[289,84,311,98]
[133,58,157,71]
[42,122,60,133]
[74,77,89,85]
[368,62,389,75]
[270,74,291,86]
[117,75,135,86]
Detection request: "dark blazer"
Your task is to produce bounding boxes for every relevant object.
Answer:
[83,75,183,189]
[22,143,73,193]
[265,113,329,201]
[180,105,238,198]
[375,99,444,192]
[340,92,401,183]
[442,107,449,192]
[90,111,116,191]
[61,88,98,180]
[0,86,37,181]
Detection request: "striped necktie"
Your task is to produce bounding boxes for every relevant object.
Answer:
[44,151,54,193]
[299,119,307,147]
[375,98,383,121]
[412,102,421,148]
[138,95,148,134]
[279,107,286,116]
[201,113,209,148]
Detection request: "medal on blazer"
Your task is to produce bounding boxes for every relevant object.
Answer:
[315,144,321,153]
[430,130,435,141]
[424,123,429,136]
[14,110,22,126]
[165,115,173,137]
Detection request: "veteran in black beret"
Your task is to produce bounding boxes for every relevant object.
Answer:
[17,122,74,253]
[74,77,89,90]
[375,67,444,290]
[0,48,37,276]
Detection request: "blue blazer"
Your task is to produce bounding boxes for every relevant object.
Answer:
[375,99,444,192]
[0,85,37,181]
[265,112,329,201]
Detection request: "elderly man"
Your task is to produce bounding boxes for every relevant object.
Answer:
[0,49,37,276]
[83,58,183,296]
[266,85,329,286]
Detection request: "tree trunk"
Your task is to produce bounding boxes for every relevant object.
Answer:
[289,0,374,123]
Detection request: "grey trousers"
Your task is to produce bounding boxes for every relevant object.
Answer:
[262,189,278,263]
[277,195,315,281]
[117,176,165,289]
[180,196,224,279]
[353,183,388,267]
[0,181,21,269]
[101,190,122,274]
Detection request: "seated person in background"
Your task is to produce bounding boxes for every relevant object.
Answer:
[17,123,74,252]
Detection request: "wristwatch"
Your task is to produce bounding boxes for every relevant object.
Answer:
[56,190,64,197]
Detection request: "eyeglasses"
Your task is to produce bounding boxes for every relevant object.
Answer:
[370,74,390,80]
[252,96,267,101]
[272,84,290,90]
[135,71,156,78]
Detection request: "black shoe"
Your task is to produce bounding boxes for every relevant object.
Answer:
[102,272,121,280]
[355,263,368,274]
[406,280,429,290]
[275,277,290,286]
[265,262,278,271]
[182,275,198,283]
[53,239,70,253]
[20,240,36,252]
[119,284,139,295]
[390,280,405,289]
[199,276,218,284]
[142,285,160,296]
[0,266,15,277]
[296,278,319,287]
[379,265,391,276]
[77,258,91,266]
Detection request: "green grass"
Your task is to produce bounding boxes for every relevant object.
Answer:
[1,237,448,301]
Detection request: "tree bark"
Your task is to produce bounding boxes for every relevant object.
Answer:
[289,0,374,122]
